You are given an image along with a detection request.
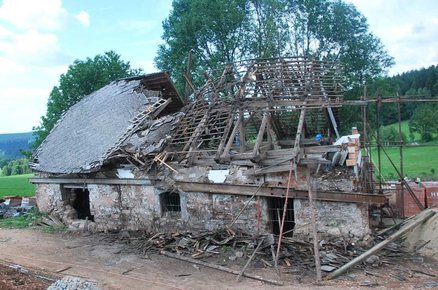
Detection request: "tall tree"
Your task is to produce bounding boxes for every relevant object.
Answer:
[33,51,142,148]
[155,0,393,97]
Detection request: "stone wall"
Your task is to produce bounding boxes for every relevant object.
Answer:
[36,182,271,234]
[293,199,370,241]
[35,183,63,213]
[34,164,368,239]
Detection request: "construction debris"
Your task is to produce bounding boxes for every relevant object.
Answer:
[326,208,436,280]
[0,197,36,219]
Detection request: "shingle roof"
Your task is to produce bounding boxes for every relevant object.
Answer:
[31,74,181,174]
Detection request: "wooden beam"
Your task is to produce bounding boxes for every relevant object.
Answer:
[174,181,386,204]
[30,177,152,186]
[219,115,241,161]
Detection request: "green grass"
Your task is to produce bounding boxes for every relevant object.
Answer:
[369,146,438,180]
[381,120,438,143]
[0,208,43,229]
[0,208,66,233]
[0,174,35,197]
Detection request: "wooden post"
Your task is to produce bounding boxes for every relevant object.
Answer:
[397,94,405,217]
[239,109,246,152]
[184,50,193,104]
[237,237,265,282]
[376,94,383,192]
[252,112,269,158]
[215,114,237,159]
[275,108,306,264]
[220,115,241,161]
[307,166,322,281]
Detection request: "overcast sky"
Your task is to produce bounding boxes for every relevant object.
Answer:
[0,0,437,134]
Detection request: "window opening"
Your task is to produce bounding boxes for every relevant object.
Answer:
[268,197,294,237]
[161,192,181,215]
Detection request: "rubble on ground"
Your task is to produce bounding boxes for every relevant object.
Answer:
[0,197,36,219]
[47,276,100,290]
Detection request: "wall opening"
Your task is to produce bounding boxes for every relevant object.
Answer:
[72,188,94,221]
[160,192,181,217]
[62,186,94,221]
[268,197,295,237]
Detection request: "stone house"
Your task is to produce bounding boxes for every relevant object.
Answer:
[31,59,385,241]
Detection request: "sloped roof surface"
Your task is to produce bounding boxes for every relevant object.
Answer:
[32,78,158,173]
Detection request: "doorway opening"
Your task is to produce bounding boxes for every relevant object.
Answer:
[66,188,94,221]
[268,197,295,237]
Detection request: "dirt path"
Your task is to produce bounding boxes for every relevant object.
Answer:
[0,228,437,289]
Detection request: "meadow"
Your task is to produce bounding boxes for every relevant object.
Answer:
[369,145,438,180]
[0,174,35,197]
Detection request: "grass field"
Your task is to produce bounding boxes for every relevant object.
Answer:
[369,146,438,180]
[369,121,438,180]
[0,174,35,197]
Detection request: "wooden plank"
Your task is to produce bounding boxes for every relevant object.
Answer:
[304,145,340,154]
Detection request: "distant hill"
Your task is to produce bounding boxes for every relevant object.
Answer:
[0,132,34,160]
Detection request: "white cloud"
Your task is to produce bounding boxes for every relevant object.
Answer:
[349,0,438,75]
[75,11,90,27]
[0,57,27,75]
[0,0,81,133]
[0,0,67,31]
[0,28,71,66]
[0,87,49,133]
[133,60,157,74]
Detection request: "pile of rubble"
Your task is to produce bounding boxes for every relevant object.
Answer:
[0,197,35,219]
[121,228,370,273]
[96,217,438,286]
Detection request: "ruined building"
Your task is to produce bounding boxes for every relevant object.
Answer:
[30,58,385,240]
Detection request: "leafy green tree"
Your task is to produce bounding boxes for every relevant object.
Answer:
[409,105,437,142]
[155,0,393,97]
[283,0,393,86]
[156,0,252,94]
[33,51,142,149]
[0,158,32,176]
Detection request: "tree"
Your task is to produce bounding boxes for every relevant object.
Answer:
[0,158,31,176]
[155,0,252,94]
[155,0,393,98]
[409,105,437,142]
[33,51,142,149]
